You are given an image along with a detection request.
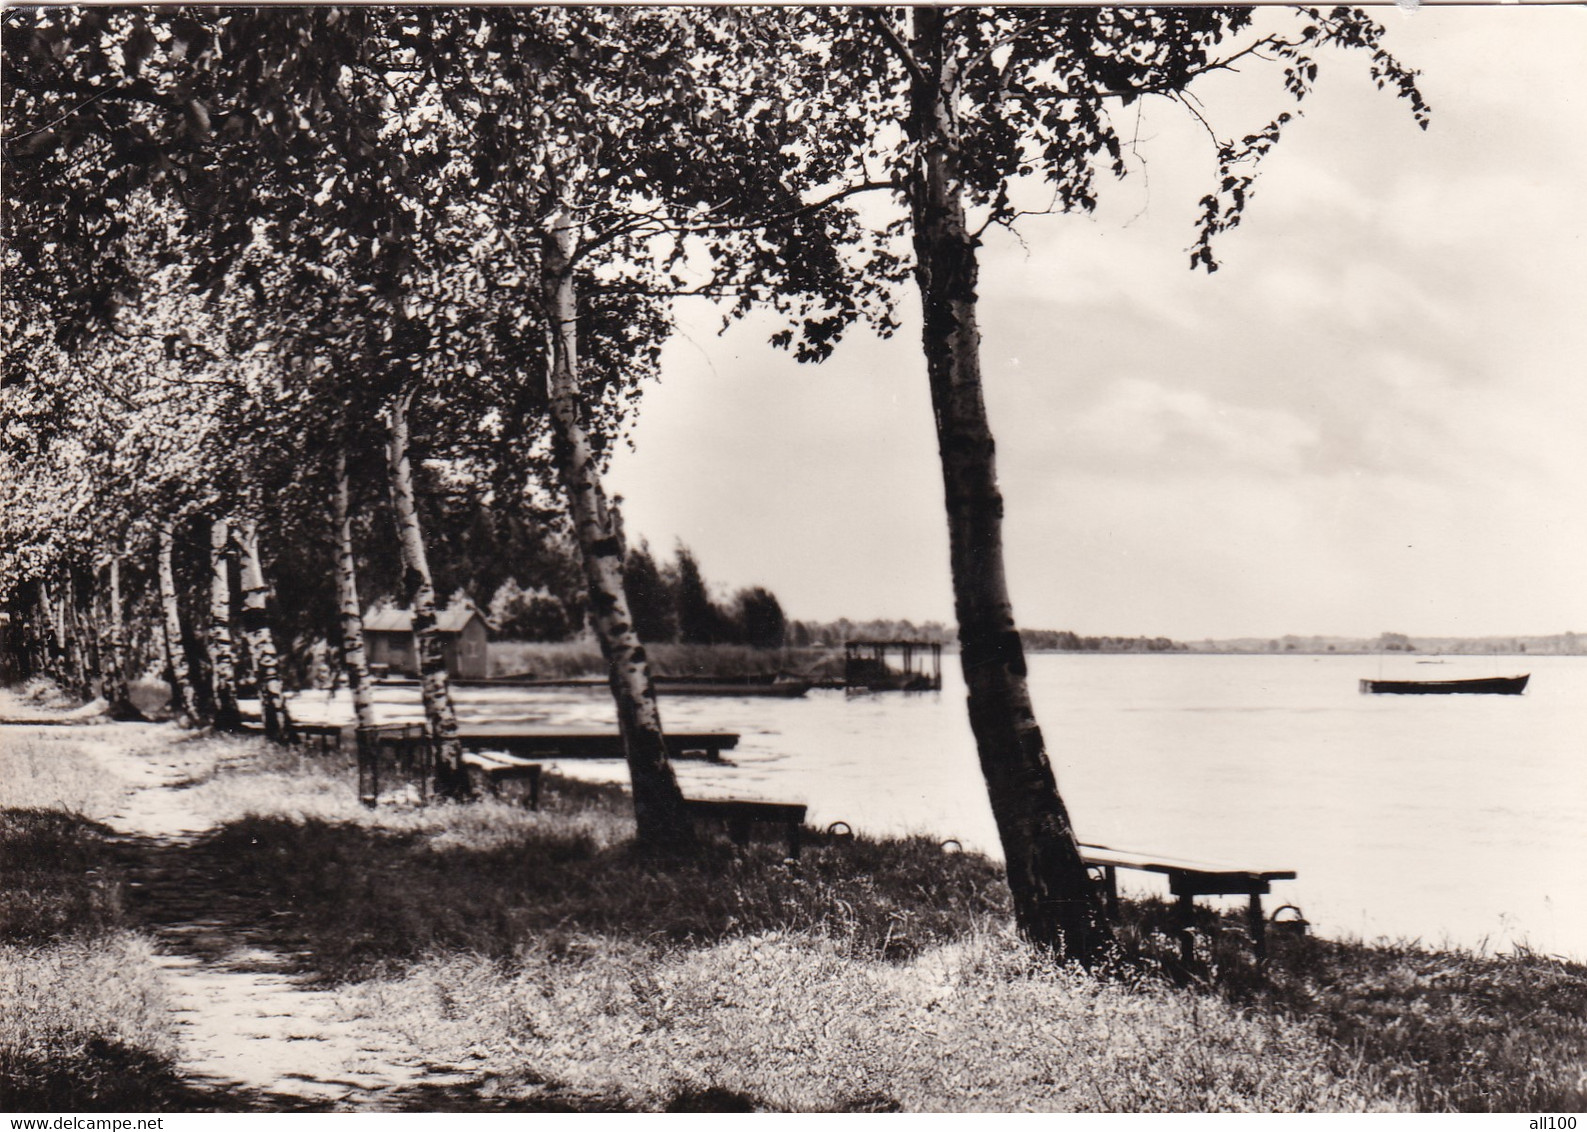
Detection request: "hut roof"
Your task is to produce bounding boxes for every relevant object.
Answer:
[364,602,482,635]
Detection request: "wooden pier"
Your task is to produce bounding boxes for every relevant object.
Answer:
[252,719,739,763]
[455,724,739,763]
[844,639,943,691]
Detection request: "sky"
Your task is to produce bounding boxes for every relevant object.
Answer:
[607,5,1587,642]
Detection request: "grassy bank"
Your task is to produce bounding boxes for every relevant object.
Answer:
[3,706,1584,1111]
[489,641,846,682]
[0,730,183,1109]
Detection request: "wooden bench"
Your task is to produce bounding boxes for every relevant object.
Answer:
[1079,843,1297,964]
[291,722,348,755]
[685,798,807,859]
[241,718,343,752]
[354,722,434,807]
[462,751,543,809]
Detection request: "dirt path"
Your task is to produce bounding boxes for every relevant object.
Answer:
[4,693,480,1110]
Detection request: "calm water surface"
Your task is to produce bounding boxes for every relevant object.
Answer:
[287,653,1586,959]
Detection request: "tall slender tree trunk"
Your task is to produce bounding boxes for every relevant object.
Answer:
[385,392,467,794]
[208,519,242,730]
[101,556,142,720]
[63,574,89,697]
[540,211,693,852]
[38,578,64,682]
[903,8,1114,965]
[332,450,378,730]
[235,518,294,743]
[156,523,198,725]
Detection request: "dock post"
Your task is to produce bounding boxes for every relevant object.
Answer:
[1176,892,1196,967]
[356,725,378,808]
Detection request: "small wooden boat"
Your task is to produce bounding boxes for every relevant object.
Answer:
[1359,674,1529,695]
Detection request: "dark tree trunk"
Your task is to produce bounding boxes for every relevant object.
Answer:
[63,574,90,698]
[236,518,294,743]
[903,8,1115,966]
[332,449,378,731]
[156,523,198,725]
[208,518,242,731]
[101,557,143,720]
[385,392,468,795]
[38,578,64,679]
[540,210,693,853]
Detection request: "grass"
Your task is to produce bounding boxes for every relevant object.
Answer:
[0,934,185,1110]
[489,641,847,681]
[1234,934,1587,1111]
[3,693,1584,1111]
[345,932,1398,1112]
[0,730,129,818]
[0,733,186,1110]
[173,780,1015,979]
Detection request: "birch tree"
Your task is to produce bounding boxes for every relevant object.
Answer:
[155,522,197,724]
[207,517,242,729]
[728,6,1428,964]
[412,7,887,848]
[330,450,377,731]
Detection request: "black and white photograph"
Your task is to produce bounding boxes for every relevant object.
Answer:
[2,1,1583,1115]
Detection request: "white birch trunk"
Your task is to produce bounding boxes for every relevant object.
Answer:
[540,210,692,851]
[208,518,242,730]
[236,518,293,742]
[332,450,378,730]
[101,556,140,719]
[156,523,198,725]
[904,8,1113,964]
[385,391,466,793]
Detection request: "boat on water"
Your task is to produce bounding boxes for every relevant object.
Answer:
[1359,674,1530,695]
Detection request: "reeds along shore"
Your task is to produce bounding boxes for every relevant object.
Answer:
[486,640,847,681]
[2,689,1584,1112]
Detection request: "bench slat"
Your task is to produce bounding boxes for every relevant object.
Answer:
[1080,843,1295,882]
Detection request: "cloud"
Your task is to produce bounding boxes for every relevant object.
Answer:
[1060,377,1319,477]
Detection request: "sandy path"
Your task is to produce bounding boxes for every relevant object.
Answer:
[4,693,478,1110]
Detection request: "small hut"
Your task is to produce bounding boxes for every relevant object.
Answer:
[364,601,489,679]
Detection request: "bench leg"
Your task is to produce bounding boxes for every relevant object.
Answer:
[1177,893,1196,966]
[529,769,542,812]
[1247,894,1267,967]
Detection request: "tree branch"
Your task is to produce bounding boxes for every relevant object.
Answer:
[864,7,929,89]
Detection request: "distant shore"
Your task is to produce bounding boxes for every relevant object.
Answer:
[486,639,1582,685]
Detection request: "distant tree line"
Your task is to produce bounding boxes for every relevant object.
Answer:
[1021,631,1184,653]
[1187,631,1585,655]
[785,618,954,648]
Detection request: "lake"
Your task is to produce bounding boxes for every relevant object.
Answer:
[280,652,1587,960]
